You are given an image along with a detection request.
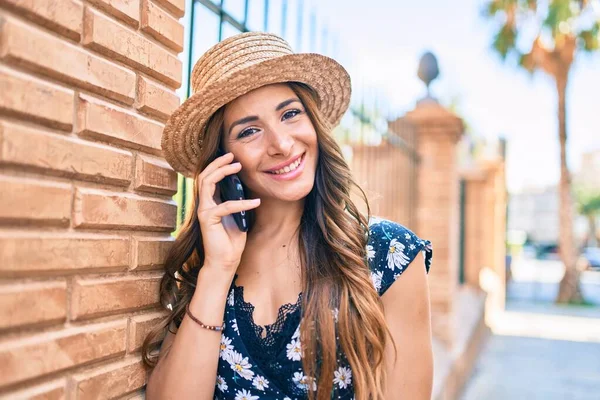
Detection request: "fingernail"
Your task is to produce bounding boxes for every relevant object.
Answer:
[252,198,261,203]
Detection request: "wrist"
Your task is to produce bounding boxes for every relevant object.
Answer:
[199,263,237,286]
[187,265,234,326]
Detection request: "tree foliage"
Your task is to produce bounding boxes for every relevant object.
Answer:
[575,187,600,216]
[483,0,599,71]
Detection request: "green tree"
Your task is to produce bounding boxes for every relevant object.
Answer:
[482,0,599,303]
[575,188,600,247]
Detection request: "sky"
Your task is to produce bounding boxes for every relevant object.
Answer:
[313,0,600,193]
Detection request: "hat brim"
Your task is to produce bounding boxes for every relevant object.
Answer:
[161,53,351,178]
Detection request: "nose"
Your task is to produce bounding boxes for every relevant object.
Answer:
[266,127,294,157]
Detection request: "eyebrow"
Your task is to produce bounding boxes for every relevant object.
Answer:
[227,98,302,136]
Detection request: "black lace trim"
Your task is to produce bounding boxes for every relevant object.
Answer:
[233,283,303,393]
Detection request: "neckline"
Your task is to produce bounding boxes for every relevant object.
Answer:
[227,280,302,398]
[232,279,303,332]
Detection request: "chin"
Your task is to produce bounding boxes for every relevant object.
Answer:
[255,176,314,202]
[275,181,314,202]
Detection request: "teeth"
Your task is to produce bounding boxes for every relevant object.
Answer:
[273,155,302,175]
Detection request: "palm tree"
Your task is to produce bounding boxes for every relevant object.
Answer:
[482,0,599,303]
[575,188,600,247]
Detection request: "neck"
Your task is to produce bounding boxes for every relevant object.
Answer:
[236,197,304,281]
[249,197,305,246]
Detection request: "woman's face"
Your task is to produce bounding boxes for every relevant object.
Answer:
[222,83,318,202]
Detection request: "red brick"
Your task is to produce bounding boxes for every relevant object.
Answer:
[134,154,178,195]
[132,237,174,271]
[0,121,133,186]
[83,7,182,88]
[71,357,146,400]
[127,311,167,352]
[153,0,184,18]
[87,0,140,28]
[0,0,83,41]
[3,379,66,400]
[77,94,164,154]
[70,273,162,320]
[0,281,67,330]
[141,0,184,52]
[0,320,126,387]
[73,187,177,231]
[0,66,73,131]
[0,235,129,276]
[0,176,71,227]
[0,16,136,105]
[136,75,180,121]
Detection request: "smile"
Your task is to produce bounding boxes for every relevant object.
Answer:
[268,153,304,175]
[265,153,306,181]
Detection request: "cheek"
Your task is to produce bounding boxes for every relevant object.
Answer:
[298,121,318,148]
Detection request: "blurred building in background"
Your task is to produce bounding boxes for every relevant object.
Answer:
[508,176,595,248]
[575,150,600,190]
[509,186,560,244]
[0,1,507,399]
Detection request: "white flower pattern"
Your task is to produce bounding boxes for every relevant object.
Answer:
[219,335,233,360]
[370,270,384,292]
[228,289,235,306]
[286,339,302,361]
[227,350,255,380]
[234,389,259,400]
[333,366,353,389]
[386,238,411,270]
[292,325,300,339]
[216,375,228,392]
[211,217,430,399]
[366,244,375,260]
[293,371,317,391]
[252,375,269,391]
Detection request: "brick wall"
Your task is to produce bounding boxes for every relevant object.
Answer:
[349,143,418,228]
[0,0,184,397]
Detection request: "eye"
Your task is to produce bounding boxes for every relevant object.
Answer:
[237,127,259,139]
[282,109,302,120]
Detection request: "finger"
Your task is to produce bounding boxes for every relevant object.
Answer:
[199,162,243,207]
[203,162,242,186]
[196,152,234,187]
[210,199,261,219]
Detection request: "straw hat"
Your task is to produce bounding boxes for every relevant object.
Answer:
[161,31,352,178]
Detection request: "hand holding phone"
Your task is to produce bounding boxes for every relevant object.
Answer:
[216,150,249,232]
[195,151,260,272]
[218,170,248,232]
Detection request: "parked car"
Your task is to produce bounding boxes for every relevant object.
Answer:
[535,243,560,260]
[579,247,600,271]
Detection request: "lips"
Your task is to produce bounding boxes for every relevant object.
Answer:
[265,153,305,174]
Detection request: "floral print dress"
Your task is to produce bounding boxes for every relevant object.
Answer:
[213,217,433,400]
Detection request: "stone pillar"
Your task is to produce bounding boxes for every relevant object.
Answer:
[461,167,487,289]
[0,0,184,397]
[405,100,464,347]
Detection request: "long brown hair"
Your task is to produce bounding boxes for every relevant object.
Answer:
[142,82,392,399]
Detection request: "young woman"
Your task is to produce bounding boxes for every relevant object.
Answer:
[144,32,434,400]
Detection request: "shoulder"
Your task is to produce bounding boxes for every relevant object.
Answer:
[366,217,433,296]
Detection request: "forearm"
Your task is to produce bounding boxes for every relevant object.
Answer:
[146,266,234,400]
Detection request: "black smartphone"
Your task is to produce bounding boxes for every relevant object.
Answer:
[216,150,248,232]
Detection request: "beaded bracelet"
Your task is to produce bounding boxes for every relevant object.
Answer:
[185,304,225,332]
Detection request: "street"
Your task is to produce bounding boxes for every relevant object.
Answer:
[460,255,600,400]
